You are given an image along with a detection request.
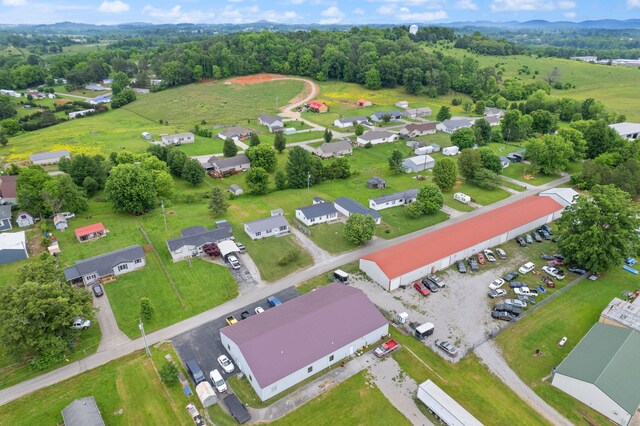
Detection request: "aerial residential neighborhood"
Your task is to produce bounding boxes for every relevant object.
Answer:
[0,4,640,426]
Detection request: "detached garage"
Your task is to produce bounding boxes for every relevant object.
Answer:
[360,196,564,291]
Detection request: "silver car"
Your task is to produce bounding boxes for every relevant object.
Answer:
[505,298,527,309]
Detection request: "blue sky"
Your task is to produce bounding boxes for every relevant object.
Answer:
[1,0,638,25]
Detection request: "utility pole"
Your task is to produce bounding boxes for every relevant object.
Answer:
[161,200,167,232]
[276,95,279,112]
[139,318,151,357]
[307,172,311,199]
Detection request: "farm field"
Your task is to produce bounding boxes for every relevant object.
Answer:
[496,266,638,425]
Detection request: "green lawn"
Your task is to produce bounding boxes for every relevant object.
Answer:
[390,329,550,425]
[496,266,639,425]
[442,192,476,212]
[502,162,561,186]
[500,178,527,192]
[174,136,225,156]
[296,261,360,294]
[283,120,312,130]
[0,350,193,425]
[260,130,326,145]
[306,222,360,254]
[451,181,511,205]
[376,207,449,239]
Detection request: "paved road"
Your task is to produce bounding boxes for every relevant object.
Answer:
[93,291,130,352]
[475,341,573,426]
[0,175,570,406]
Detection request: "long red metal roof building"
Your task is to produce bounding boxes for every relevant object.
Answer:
[361,196,563,280]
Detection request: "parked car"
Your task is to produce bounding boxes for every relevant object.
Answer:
[540,253,555,261]
[542,265,565,280]
[536,285,547,294]
[235,242,246,253]
[61,212,75,219]
[496,248,507,259]
[515,236,526,247]
[492,310,516,321]
[209,369,228,393]
[503,271,519,282]
[227,255,241,270]
[537,229,551,240]
[427,274,444,287]
[456,260,467,273]
[494,303,521,316]
[547,259,565,268]
[514,287,538,297]
[553,253,565,260]
[225,316,238,326]
[488,289,507,298]
[217,355,235,374]
[92,283,103,297]
[435,340,459,357]
[541,224,553,234]
[625,257,637,266]
[240,310,251,319]
[267,296,282,307]
[483,249,496,262]
[518,262,536,274]
[540,275,555,287]
[186,360,207,385]
[533,232,542,243]
[467,257,479,272]
[505,298,527,309]
[374,339,401,358]
[489,278,505,290]
[509,281,525,288]
[519,295,537,305]
[568,266,587,275]
[476,252,486,265]
[422,279,439,293]
[525,234,533,244]
[71,317,91,330]
[413,281,431,296]
[254,306,265,314]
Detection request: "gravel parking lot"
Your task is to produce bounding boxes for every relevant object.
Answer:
[350,248,535,362]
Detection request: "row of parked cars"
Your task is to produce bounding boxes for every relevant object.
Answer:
[455,248,508,274]
[186,355,235,394]
[413,274,445,297]
[515,224,554,247]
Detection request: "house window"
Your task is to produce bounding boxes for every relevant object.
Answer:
[307,366,313,373]
[255,232,261,236]
[249,375,252,382]
[279,226,287,231]
[329,355,334,362]
[228,345,230,350]
[118,264,128,272]
[134,258,142,264]
[271,385,277,392]
[86,274,96,281]
[266,228,272,234]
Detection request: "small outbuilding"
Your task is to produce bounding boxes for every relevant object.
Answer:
[195,382,218,408]
[30,150,71,165]
[0,231,29,265]
[228,184,244,196]
[442,146,460,156]
[357,99,372,107]
[0,205,12,231]
[16,212,35,228]
[61,396,105,426]
[402,155,435,173]
[366,176,386,189]
[53,213,68,231]
[395,101,409,109]
[74,222,108,243]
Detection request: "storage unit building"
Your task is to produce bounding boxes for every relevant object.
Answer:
[360,196,564,291]
[30,150,71,165]
[417,380,482,426]
[402,155,435,173]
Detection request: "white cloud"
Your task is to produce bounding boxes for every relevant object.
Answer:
[319,6,344,24]
[288,0,305,4]
[628,0,640,8]
[558,1,575,9]
[377,4,396,15]
[142,5,216,23]
[2,0,27,6]
[491,0,555,11]
[563,11,576,19]
[98,0,130,13]
[261,10,301,22]
[397,10,448,21]
[353,7,365,15]
[455,0,478,10]
[143,5,183,19]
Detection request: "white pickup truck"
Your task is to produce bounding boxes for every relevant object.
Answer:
[514,286,538,297]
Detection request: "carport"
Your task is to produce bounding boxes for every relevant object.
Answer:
[218,240,240,259]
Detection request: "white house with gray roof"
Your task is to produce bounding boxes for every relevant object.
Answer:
[369,189,419,211]
[204,155,251,175]
[436,118,476,134]
[609,122,640,141]
[244,215,290,240]
[334,197,382,225]
[166,225,233,262]
[258,114,284,132]
[295,202,339,226]
[356,130,398,146]
[314,140,353,159]
[0,205,12,231]
[160,132,195,145]
[63,245,146,285]
[30,150,71,165]
[370,111,403,122]
[333,116,368,128]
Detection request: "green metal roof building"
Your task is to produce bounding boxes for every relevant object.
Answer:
[551,323,640,426]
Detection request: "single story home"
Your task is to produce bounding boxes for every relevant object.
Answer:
[75,222,108,243]
[552,323,640,426]
[68,109,95,119]
[141,132,152,140]
[600,297,640,332]
[334,197,382,225]
[333,116,368,128]
[395,101,409,109]
[84,83,105,91]
[220,283,388,401]
[0,205,12,231]
[0,175,17,205]
[366,176,386,189]
[166,225,233,262]
[314,140,353,159]
[357,99,372,107]
[0,231,29,265]
[64,245,146,285]
[369,189,419,211]
[370,111,403,122]
[217,126,253,142]
[356,130,398,146]
[402,155,435,173]
[539,187,579,207]
[484,107,505,118]
[228,184,244,196]
[244,215,290,240]
[484,116,501,127]
[0,89,21,97]
[30,150,71,165]
[307,100,328,113]
[258,114,284,132]
[399,122,437,138]
[499,156,510,169]
[16,212,35,228]
[61,396,105,426]
[405,107,433,119]
[436,118,476,134]
[161,132,195,145]
[295,202,339,227]
[88,94,111,105]
[609,122,640,141]
[53,213,68,231]
[205,155,251,176]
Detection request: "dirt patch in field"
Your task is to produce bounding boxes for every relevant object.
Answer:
[227,73,288,84]
[226,73,318,111]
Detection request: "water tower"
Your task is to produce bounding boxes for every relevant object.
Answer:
[409,24,418,35]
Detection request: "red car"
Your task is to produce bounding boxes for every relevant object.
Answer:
[548,259,565,267]
[476,253,486,265]
[413,281,431,296]
[540,275,556,288]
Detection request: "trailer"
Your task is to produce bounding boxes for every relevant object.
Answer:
[415,322,435,340]
[442,146,460,156]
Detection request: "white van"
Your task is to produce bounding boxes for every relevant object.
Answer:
[209,369,227,393]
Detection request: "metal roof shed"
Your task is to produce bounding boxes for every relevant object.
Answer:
[417,380,482,426]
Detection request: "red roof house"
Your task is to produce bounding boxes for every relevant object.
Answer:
[74,222,108,243]
[357,99,372,107]
[307,100,328,113]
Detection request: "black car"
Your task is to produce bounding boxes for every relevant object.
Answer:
[540,253,555,261]
[467,257,479,272]
[186,359,206,385]
[568,266,587,275]
[422,279,439,293]
[92,283,104,297]
[240,310,251,319]
[541,224,553,234]
[533,232,542,243]
[553,253,565,260]
[538,229,551,240]
[515,236,526,247]
[503,271,519,282]
[494,304,521,316]
[509,281,524,288]
[456,260,467,274]
[492,310,516,321]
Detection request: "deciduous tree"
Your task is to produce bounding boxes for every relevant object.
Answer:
[181,159,205,186]
[344,213,376,245]
[274,131,286,153]
[105,164,157,214]
[246,144,277,173]
[436,106,452,121]
[525,134,574,175]
[458,149,483,180]
[451,127,476,149]
[245,167,270,194]
[416,183,444,214]
[433,158,457,191]
[249,133,261,147]
[478,147,503,174]
[388,149,404,173]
